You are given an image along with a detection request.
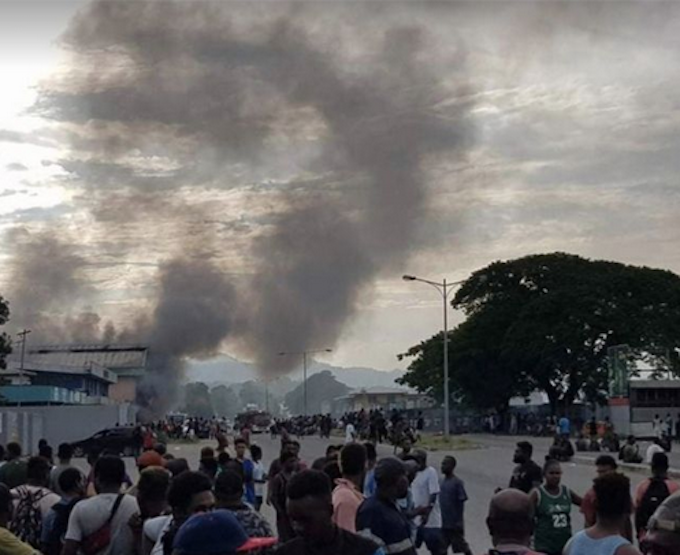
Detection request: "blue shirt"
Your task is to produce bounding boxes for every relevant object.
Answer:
[439,475,467,529]
[559,417,571,435]
[356,496,417,555]
[241,459,256,504]
[364,469,376,497]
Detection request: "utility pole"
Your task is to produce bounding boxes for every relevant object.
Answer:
[265,380,270,413]
[279,349,332,418]
[303,352,308,418]
[17,329,31,382]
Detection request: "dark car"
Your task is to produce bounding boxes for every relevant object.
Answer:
[70,426,141,458]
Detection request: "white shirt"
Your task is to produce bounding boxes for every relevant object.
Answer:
[65,493,139,555]
[345,423,356,443]
[646,443,666,463]
[253,461,265,496]
[411,466,442,528]
[144,515,172,555]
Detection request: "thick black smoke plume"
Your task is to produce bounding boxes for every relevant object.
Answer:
[8,1,475,414]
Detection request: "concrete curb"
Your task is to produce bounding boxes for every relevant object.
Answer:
[573,454,680,478]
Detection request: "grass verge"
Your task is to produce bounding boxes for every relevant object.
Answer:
[416,435,480,452]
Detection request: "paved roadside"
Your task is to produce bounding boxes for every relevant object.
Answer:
[465,433,680,476]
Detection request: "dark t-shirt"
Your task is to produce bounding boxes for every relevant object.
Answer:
[440,475,468,529]
[509,460,542,493]
[276,526,381,555]
[356,496,416,555]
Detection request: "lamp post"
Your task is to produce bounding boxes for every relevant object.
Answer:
[16,329,31,383]
[402,275,466,438]
[279,349,332,417]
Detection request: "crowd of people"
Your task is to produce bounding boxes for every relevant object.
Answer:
[270,408,422,449]
[0,426,678,555]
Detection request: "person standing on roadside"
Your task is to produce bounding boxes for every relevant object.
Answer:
[508,442,542,494]
[529,459,582,555]
[439,456,472,555]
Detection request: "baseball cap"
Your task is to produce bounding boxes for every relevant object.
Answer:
[173,510,277,554]
[137,450,165,469]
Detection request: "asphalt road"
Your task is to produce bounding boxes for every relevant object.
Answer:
[83,432,657,554]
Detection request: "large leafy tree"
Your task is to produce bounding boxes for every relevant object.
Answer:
[0,296,11,370]
[399,253,680,413]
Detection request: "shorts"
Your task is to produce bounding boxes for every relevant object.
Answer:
[416,528,446,555]
[443,527,472,554]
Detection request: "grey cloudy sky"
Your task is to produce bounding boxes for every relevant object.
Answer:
[1,1,679,373]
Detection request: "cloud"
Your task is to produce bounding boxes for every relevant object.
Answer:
[6,163,28,172]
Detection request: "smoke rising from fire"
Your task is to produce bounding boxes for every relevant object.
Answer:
[6,0,475,413]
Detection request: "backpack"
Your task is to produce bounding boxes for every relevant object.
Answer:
[9,486,49,548]
[44,498,80,555]
[636,477,670,532]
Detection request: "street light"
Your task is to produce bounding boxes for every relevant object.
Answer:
[402,274,466,438]
[279,349,332,417]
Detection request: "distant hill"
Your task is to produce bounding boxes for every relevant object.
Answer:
[184,354,405,390]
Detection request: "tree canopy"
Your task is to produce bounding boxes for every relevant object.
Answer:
[398,253,680,413]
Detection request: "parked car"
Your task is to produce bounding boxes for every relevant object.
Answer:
[70,426,141,458]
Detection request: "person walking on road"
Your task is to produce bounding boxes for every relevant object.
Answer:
[411,450,444,555]
[634,452,680,541]
[508,441,542,494]
[529,459,582,555]
[439,456,472,555]
[563,472,641,555]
